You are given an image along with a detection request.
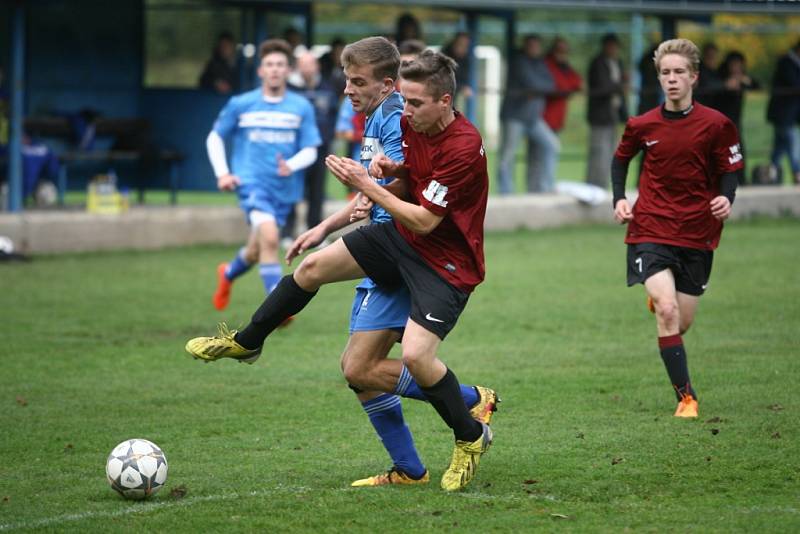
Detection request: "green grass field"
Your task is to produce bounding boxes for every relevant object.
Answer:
[2,219,799,532]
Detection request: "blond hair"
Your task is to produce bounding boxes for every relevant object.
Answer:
[341,36,400,82]
[653,38,700,73]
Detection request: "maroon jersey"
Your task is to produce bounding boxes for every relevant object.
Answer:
[396,113,488,293]
[615,102,743,250]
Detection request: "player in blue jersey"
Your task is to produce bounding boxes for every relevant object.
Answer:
[283,37,499,488]
[207,39,322,311]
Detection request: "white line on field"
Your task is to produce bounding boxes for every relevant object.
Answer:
[0,486,310,532]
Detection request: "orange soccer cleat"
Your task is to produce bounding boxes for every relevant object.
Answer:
[674,394,698,418]
[212,263,233,311]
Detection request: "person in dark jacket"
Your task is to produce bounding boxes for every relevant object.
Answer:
[586,33,627,189]
[199,32,239,94]
[766,39,800,184]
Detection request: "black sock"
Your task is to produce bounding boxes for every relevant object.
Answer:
[658,334,697,401]
[234,275,317,350]
[420,368,483,443]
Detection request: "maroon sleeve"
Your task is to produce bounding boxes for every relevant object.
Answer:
[712,118,744,176]
[614,117,642,162]
[420,135,484,216]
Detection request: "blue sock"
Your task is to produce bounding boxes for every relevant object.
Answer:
[394,365,479,408]
[259,263,282,294]
[361,394,426,479]
[225,248,252,281]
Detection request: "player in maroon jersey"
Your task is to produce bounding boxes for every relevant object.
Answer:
[612,39,743,418]
[185,50,494,491]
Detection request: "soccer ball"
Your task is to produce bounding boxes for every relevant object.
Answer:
[106,439,168,500]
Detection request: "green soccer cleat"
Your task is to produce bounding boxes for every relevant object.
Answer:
[469,386,500,425]
[185,323,260,364]
[440,422,493,492]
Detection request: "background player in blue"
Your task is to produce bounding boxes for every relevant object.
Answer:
[207,39,321,311]
[285,37,497,487]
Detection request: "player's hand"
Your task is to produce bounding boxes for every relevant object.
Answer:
[368,154,401,180]
[710,195,732,221]
[350,193,373,222]
[614,198,633,224]
[277,154,292,177]
[217,173,241,191]
[326,155,372,190]
[285,225,327,265]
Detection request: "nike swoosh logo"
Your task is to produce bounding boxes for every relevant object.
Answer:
[645,140,659,146]
[425,313,444,323]
[402,141,409,148]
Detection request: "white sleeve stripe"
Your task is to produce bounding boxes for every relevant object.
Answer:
[206,131,230,178]
[285,146,318,173]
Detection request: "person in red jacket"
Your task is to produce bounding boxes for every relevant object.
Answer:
[543,37,583,133]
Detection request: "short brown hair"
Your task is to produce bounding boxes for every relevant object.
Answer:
[259,38,293,64]
[653,38,700,73]
[341,36,400,82]
[399,49,456,100]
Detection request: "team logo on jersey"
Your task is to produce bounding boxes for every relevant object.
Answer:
[239,111,302,129]
[728,143,742,164]
[361,137,382,161]
[422,180,448,207]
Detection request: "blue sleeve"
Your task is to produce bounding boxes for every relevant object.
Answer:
[380,108,404,163]
[212,96,239,138]
[298,100,322,149]
[336,99,355,133]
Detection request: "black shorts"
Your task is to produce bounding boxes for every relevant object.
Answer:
[342,222,469,340]
[627,242,714,296]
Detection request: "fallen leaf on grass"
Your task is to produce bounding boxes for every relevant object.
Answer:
[63,443,74,453]
[15,396,27,407]
[705,416,722,423]
[576,432,585,439]
[771,432,781,439]
[710,428,720,435]
[2,496,8,503]
[611,457,624,465]
[706,456,712,462]
[551,513,570,520]
[768,404,784,412]
[169,485,188,500]
[523,479,538,485]
[432,511,442,516]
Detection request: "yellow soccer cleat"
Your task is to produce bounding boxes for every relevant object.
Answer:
[351,468,430,488]
[441,423,493,492]
[469,386,500,425]
[674,394,699,418]
[185,323,260,364]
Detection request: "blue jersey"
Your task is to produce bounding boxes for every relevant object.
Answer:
[213,88,321,203]
[360,91,404,224]
[355,91,404,291]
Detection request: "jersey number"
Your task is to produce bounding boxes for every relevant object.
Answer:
[635,257,643,273]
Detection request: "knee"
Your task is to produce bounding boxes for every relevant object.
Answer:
[401,346,425,373]
[679,320,692,336]
[653,297,680,324]
[341,356,368,387]
[295,251,323,288]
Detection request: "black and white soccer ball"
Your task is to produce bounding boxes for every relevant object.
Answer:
[106,439,168,500]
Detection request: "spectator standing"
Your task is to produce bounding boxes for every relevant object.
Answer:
[286,52,339,236]
[586,33,627,189]
[637,45,662,115]
[543,37,582,133]
[442,32,474,106]
[695,43,724,109]
[395,13,422,44]
[766,39,800,184]
[199,32,239,94]
[498,35,558,193]
[717,51,759,182]
[319,37,347,98]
